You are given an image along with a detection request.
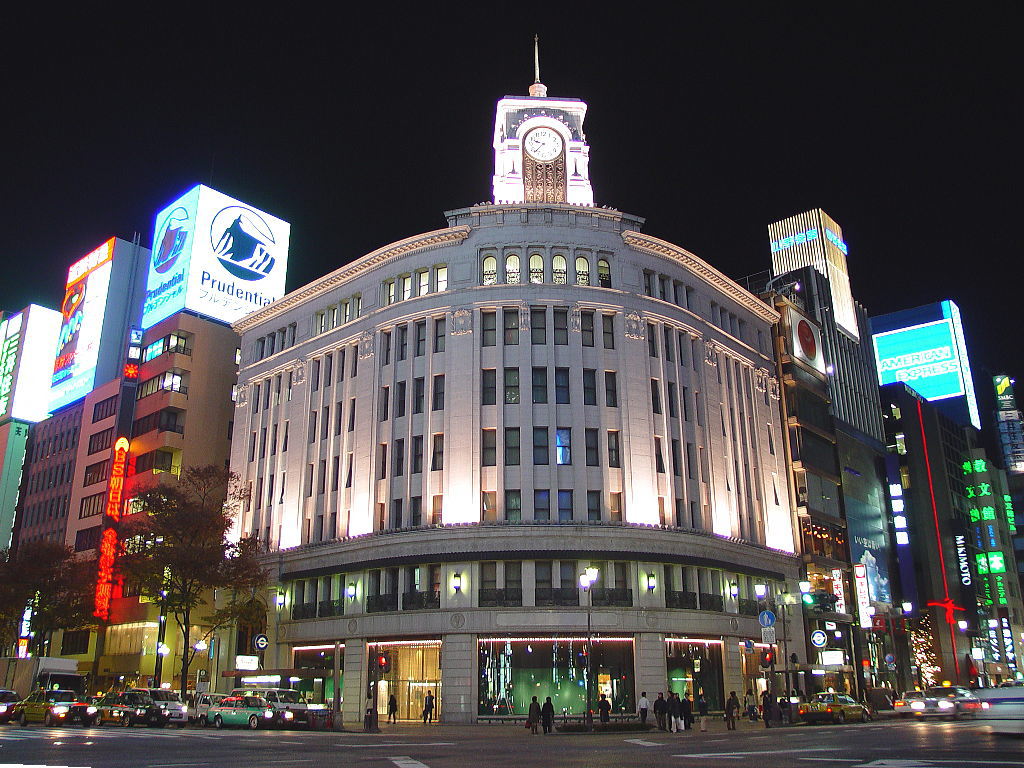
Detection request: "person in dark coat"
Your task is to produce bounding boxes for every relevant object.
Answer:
[598,693,611,723]
[387,693,398,723]
[422,690,435,723]
[761,689,773,728]
[725,691,740,730]
[668,692,683,732]
[528,696,541,735]
[681,693,694,730]
[541,696,555,734]
[697,694,709,732]
[653,692,668,731]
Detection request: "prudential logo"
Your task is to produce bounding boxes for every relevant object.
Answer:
[153,206,192,274]
[210,205,278,281]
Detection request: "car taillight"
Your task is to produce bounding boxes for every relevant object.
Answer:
[826,707,832,712]
[894,700,905,707]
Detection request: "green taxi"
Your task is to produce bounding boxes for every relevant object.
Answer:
[209,696,292,729]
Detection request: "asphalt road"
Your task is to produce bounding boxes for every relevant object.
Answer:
[0,717,1019,768]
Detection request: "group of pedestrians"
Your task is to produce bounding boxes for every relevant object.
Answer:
[646,690,710,732]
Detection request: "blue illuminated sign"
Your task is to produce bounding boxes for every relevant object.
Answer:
[771,227,817,253]
[824,228,848,254]
[873,319,964,401]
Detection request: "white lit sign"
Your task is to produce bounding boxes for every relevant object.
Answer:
[854,563,872,629]
[235,654,260,671]
[0,307,62,422]
[142,185,291,330]
[50,240,114,412]
[830,568,847,614]
[820,650,845,666]
[954,534,972,586]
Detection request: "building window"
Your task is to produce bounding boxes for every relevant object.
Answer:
[87,428,114,455]
[558,490,573,522]
[482,491,497,522]
[555,428,572,465]
[587,490,601,521]
[552,254,567,284]
[608,431,621,468]
[504,367,520,404]
[92,395,118,422]
[503,308,519,345]
[529,253,544,283]
[377,445,387,479]
[581,311,594,346]
[411,496,423,526]
[533,427,549,465]
[651,379,662,414]
[585,428,599,466]
[482,311,496,346]
[412,436,423,474]
[397,325,408,360]
[505,253,521,284]
[597,258,611,288]
[431,434,444,471]
[667,381,678,418]
[505,490,522,522]
[482,255,498,285]
[555,368,570,404]
[532,367,548,404]
[610,492,623,522]
[432,375,445,411]
[394,438,405,476]
[83,460,109,486]
[415,321,427,356]
[583,369,597,405]
[553,309,568,344]
[434,318,446,353]
[647,324,658,357]
[79,492,105,519]
[534,490,551,520]
[654,437,666,473]
[482,430,497,466]
[671,439,682,476]
[413,378,425,413]
[482,369,496,405]
[435,265,448,291]
[379,387,390,421]
[605,371,618,407]
[395,381,407,418]
[531,308,547,344]
[381,332,392,364]
[602,314,615,349]
[418,269,430,296]
[505,427,521,465]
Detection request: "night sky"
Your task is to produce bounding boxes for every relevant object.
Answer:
[1,8,1019,420]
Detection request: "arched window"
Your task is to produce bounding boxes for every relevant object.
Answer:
[597,259,611,288]
[529,253,544,283]
[575,256,590,286]
[505,253,521,284]
[552,254,567,285]
[482,255,497,285]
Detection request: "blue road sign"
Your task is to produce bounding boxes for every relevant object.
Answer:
[810,630,828,648]
[758,610,776,628]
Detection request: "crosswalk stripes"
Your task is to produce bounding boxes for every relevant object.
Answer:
[1,726,195,741]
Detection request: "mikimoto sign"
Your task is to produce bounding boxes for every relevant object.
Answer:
[141,185,290,330]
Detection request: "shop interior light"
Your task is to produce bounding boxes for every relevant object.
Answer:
[729,582,739,598]
[452,572,462,592]
[346,583,356,599]
[754,584,767,599]
[646,573,656,591]
[193,640,208,652]
[901,602,913,613]
[799,581,812,594]
[275,592,285,608]
[958,620,969,631]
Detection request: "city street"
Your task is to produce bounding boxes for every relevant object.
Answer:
[0,718,1018,768]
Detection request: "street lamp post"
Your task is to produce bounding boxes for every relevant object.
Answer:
[579,567,598,731]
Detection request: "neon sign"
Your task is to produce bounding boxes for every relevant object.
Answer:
[955,535,972,586]
[94,436,130,620]
[770,227,818,253]
[854,563,872,629]
[824,228,848,254]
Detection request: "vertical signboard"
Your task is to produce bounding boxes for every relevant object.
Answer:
[786,305,826,375]
[141,185,290,330]
[854,563,872,629]
[50,240,115,412]
[994,375,1017,411]
[94,437,130,621]
[830,568,847,614]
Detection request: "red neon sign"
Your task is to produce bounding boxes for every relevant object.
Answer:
[123,363,139,380]
[94,437,131,620]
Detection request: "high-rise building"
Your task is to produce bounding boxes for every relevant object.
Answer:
[229,79,802,723]
[991,374,1024,595]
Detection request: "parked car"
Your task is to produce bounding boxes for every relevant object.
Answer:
[922,686,981,718]
[209,696,294,729]
[797,692,872,724]
[894,690,946,717]
[93,690,169,727]
[191,692,227,726]
[228,687,324,726]
[0,690,20,724]
[10,689,97,726]
[133,688,188,727]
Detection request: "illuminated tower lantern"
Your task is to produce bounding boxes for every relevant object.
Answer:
[229,72,802,724]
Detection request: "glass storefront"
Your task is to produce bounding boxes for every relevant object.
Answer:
[293,645,342,703]
[478,637,635,717]
[665,639,724,711]
[376,641,441,721]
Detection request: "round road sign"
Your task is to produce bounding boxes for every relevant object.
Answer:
[252,633,269,651]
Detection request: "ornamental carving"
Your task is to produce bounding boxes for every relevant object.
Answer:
[290,359,306,385]
[524,153,567,203]
[451,308,472,336]
[569,303,582,333]
[624,311,645,340]
[703,339,719,367]
[358,331,374,359]
[235,385,248,407]
[755,368,768,393]
[519,301,530,331]
[768,376,781,400]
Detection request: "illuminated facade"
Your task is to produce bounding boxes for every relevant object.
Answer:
[230,84,802,723]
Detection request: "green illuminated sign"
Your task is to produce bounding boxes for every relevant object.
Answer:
[0,328,21,417]
[976,553,990,574]
[988,551,1007,574]
[1004,494,1017,534]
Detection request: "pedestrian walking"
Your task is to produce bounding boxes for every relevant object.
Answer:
[387,693,398,723]
[422,690,435,723]
[598,693,611,723]
[541,696,555,734]
[725,691,740,730]
[697,693,709,732]
[528,696,541,735]
[743,689,757,721]
[654,692,668,731]
[682,693,694,730]
[638,691,650,726]
[668,692,682,732]
[761,689,773,728]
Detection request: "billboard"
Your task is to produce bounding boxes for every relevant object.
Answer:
[785,305,826,375]
[141,185,290,330]
[994,375,1017,411]
[50,240,115,412]
[0,306,62,422]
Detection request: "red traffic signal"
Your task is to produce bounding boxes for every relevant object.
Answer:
[759,649,776,669]
[376,652,392,673]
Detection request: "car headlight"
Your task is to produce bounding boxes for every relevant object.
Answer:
[910,701,925,710]
[52,706,70,715]
[282,711,294,720]
[264,710,274,718]
[136,708,146,715]
[180,705,188,714]
[86,706,98,715]
[938,700,955,709]
[0,704,7,713]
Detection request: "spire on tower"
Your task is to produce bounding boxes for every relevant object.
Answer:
[529,34,548,97]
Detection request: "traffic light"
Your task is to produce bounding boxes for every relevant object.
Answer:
[759,649,776,669]
[801,591,839,613]
[376,652,391,674]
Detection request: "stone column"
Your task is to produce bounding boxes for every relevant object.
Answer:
[342,637,367,725]
[723,639,746,701]
[439,633,476,723]
[634,632,667,704]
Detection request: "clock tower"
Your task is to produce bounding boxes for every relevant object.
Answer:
[491,72,594,206]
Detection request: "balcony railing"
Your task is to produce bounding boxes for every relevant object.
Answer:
[665,590,698,610]
[699,593,725,612]
[366,593,399,613]
[318,599,344,618]
[402,590,440,610]
[291,602,317,620]
[738,598,760,616]
[535,587,580,607]
[478,587,523,608]
[590,587,633,607]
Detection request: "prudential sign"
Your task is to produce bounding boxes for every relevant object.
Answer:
[141,185,291,330]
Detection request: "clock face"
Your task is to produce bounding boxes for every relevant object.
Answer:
[524,127,564,162]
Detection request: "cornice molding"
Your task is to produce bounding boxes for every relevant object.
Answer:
[622,231,779,324]
[233,226,472,334]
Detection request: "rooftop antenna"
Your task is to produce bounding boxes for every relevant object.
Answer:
[529,34,548,97]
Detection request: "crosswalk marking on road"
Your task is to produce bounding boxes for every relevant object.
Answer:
[388,757,430,768]
[624,738,661,746]
[675,747,842,759]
